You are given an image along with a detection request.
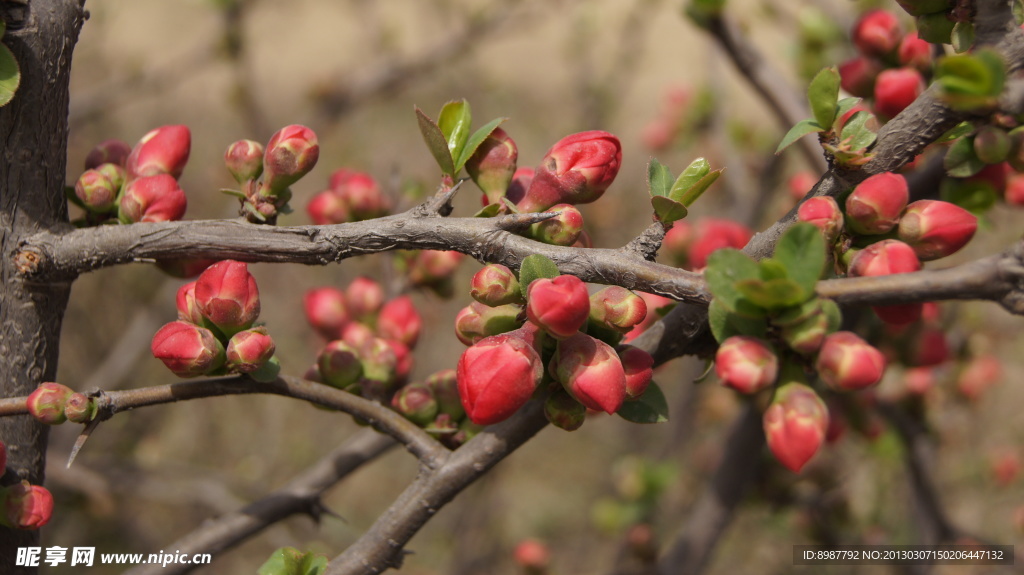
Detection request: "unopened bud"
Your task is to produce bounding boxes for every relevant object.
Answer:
[816,331,887,391]
[974,126,1010,165]
[898,199,977,260]
[84,139,131,170]
[898,32,931,70]
[176,281,205,325]
[526,275,590,339]
[455,302,524,346]
[517,131,622,212]
[457,332,544,425]
[307,190,350,225]
[845,172,908,235]
[317,340,364,389]
[426,369,464,419]
[764,383,829,473]
[328,169,390,220]
[304,287,349,340]
[260,125,319,195]
[119,174,187,223]
[194,260,261,336]
[847,239,923,324]
[550,332,628,414]
[26,382,74,425]
[873,68,924,120]
[224,139,264,184]
[688,218,753,269]
[360,337,399,387]
[408,250,464,287]
[661,221,693,268]
[226,327,276,373]
[376,296,421,348]
[391,383,438,426]
[588,286,648,335]
[64,393,98,424]
[346,277,385,320]
[470,264,524,306]
[75,169,118,213]
[466,127,518,205]
[839,56,882,99]
[125,125,191,180]
[528,203,584,246]
[619,345,654,399]
[1,482,54,530]
[544,388,587,431]
[714,336,778,394]
[797,196,844,243]
[151,321,226,377]
[852,10,902,57]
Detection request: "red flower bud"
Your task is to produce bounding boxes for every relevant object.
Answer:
[839,56,882,99]
[898,32,932,70]
[898,199,977,260]
[304,287,349,340]
[1006,173,1024,206]
[226,327,276,373]
[75,169,118,213]
[514,539,551,572]
[377,296,421,348]
[529,203,585,246]
[427,369,464,419]
[544,388,587,431]
[550,332,628,414]
[224,139,264,184]
[329,169,390,220]
[408,250,464,287]
[455,302,524,346]
[119,174,187,223]
[151,321,226,377]
[385,339,414,384]
[588,286,648,334]
[125,125,191,180]
[26,382,74,425]
[526,275,590,339]
[956,354,1002,401]
[873,67,924,119]
[764,383,829,473]
[194,260,261,335]
[715,336,778,394]
[1,482,54,530]
[260,125,319,195]
[341,321,375,350]
[470,264,524,306]
[360,337,399,387]
[466,127,518,205]
[457,332,544,425]
[176,281,205,325]
[346,277,385,320]
[662,220,693,268]
[787,172,818,202]
[307,189,351,225]
[503,167,534,206]
[688,218,753,270]
[84,139,131,170]
[64,393,98,424]
[797,196,844,243]
[619,345,654,399]
[517,131,622,212]
[852,10,902,57]
[845,172,908,235]
[847,239,922,324]
[816,331,887,391]
[391,383,438,426]
[317,340,363,388]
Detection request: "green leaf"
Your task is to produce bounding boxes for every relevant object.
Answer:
[758,258,789,281]
[415,107,455,176]
[708,298,769,343]
[773,222,825,297]
[0,43,21,108]
[808,66,840,129]
[518,254,560,299]
[473,203,502,218]
[935,50,1006,111]
[437,99,472,166]
[455,116,507,172]
[834,97,861,126]
[219,188,247,199]
[704,249,766,317]
[940,178,998,214]
[248,356,281,383]
[672,169,722,207]
[820,298,842,334]
[916,11,955,43]
[936,121,973,143]
[951,21,975,54]
[944,135,985,178]
[617,381,668,423]
[735,278,807,310]
[651,195,688,224]
[258,547,328,575]
[0,19,6,38]
[669,157,710,200]
[776,119,824,154]
[839,111,877,151]
[647,158,673,198]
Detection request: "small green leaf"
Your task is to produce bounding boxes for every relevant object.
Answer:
[951,21,975,54]
[834,97,861,126]
[758,258,789,281]
[708,298,769,343]
[669,157,710,199]
[776,119,824,154]
[839,111,877,151]
[936,121,973,143]
[455,116,507,172]
[518,254,560,298]
[249,356,281,383]
[935,50,1005,111]
[473,203,502,218]
[820,298,842,334]
[808,66,840,129]
[258,547,328,575]
[774,222,825,297]
[672,169,722,207]
[944,135,985,178]
[219,188,247,199]
[651,195,688,224]
[916,11,955,44]
[647,158,673,198]
[437,99,472,165]
[617,381,668,423]
[704,249,766,316]
[735,278,807,310]
[415,107,455,176]
[0,43,21,108]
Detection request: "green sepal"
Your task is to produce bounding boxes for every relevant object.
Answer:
[808,66,840,129]
[220,188,248,199]
[518,254,560,298]
[473,203,503,218]
[616,381,669,424]
[776,119,824,154]
[415,106,455,176]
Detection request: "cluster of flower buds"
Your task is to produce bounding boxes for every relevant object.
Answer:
[70,126,191,227]
[307,168,392,225]
[454,262,655,429]
[224,125,319,223]
[839,10,929,121]
[151,260,277,379]
[24,381,99,426]
[661,218,753,271]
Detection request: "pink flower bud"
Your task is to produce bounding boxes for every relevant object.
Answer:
[455,302,524,346]
[408,250,464,287]
[514,539,551,572]
[361,337,399,387]
[427,369,464,419]
[503,167,534,206]
[125,125,191,180]
[466,127,518,205]
[260,125,319,194]
[457,332,544,425]
[151,321,226,377]
[391,383,438,426]
[119,174,187,223]
[956,354,1003,401]
[304,287,349,340]
[64,393,98,424]
[839,56,882,99]
[619,345,654,399]
[377,296,421,348]
[470,264,524,306]
[529,203,585,246]
[816,331,887,391]
[662,220,693,268]
[847,239,922,324]
[797,196,844,243]
[26,382,74,425]
[714,336,778,394]
[1,482,54,530]
[764,383,829,473]
[226,327,276,373]
[307,190,351,225]
[176,281,205,325]
[224,139,264,184]
[517,131,622,212]
[75,169,118,213]
[550,332,628,414]
[84,139,131,170]
[852,10,902,57]
[588,286,648,334]
[341,321,375,350]
[385,339,413,384]
[329,169,390,220]
[845,172,908,235]
[898,32,932,70]
[346,277,385,320]
[317,340,363,388]
[897,200,977,260]
[688,218,753,270]
[194,260,261,335]
[788,172,818,202]
[1006,173,1024,206]
[526,275,590,339]
[873,67,924,119]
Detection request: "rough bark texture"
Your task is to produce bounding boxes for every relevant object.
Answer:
[0,0,84,567]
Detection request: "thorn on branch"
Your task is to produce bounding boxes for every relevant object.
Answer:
[417,179,465,217]
[495,211,557,232]
[66,419,102,468]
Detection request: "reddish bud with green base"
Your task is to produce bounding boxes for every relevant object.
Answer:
[119,174,187,223]
[64,393,98,424]
[304,287,349,340]
[780,308,829,355]
[176,281,205,326]
[898,200,977,260]
[1,482,54,530]
[898,32,932,70]
[873,68,924,119]
[226,327,276,373]
[589,286,648,334]
[317,340,363,388]
[816,331,887,391]
[526,275,590,339]
[848,239,922,324]
[845,172,908,235]
[974,126,1010,165]
[544,388,587,431]
[688,218,753,270]
[26,382,74,425]
[764,383,829,473]
[839,56,882,99]
[377,296,421,348]
[529,203,584,246]
[360,337,399,386]
[408,250,464,287]
[346,277,385,320]
[307,189,350,225]
[455,302,524,346]
[85,139,131,170]
[195,260,261,335]
[619,345,654,399]
[852,10,902,57]
[503,167,534,205]
[517,131,622,212]
[260,125,319,195]
[426,369,464,419]
[75,169,118,213]
[466,127,518,205]
[797,196,844,243]
[329,169,390,220]
[125,125,191,180]
[550,332,627,414]
[470,264,523,306]
[341,322,375,351]
[714,336,778,394]
[224,139,264,184]
[391,383,439,426]
[457,332,544,425]
[151,321,226,377]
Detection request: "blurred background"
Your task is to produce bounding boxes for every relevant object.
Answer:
[46,0,1024,573]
